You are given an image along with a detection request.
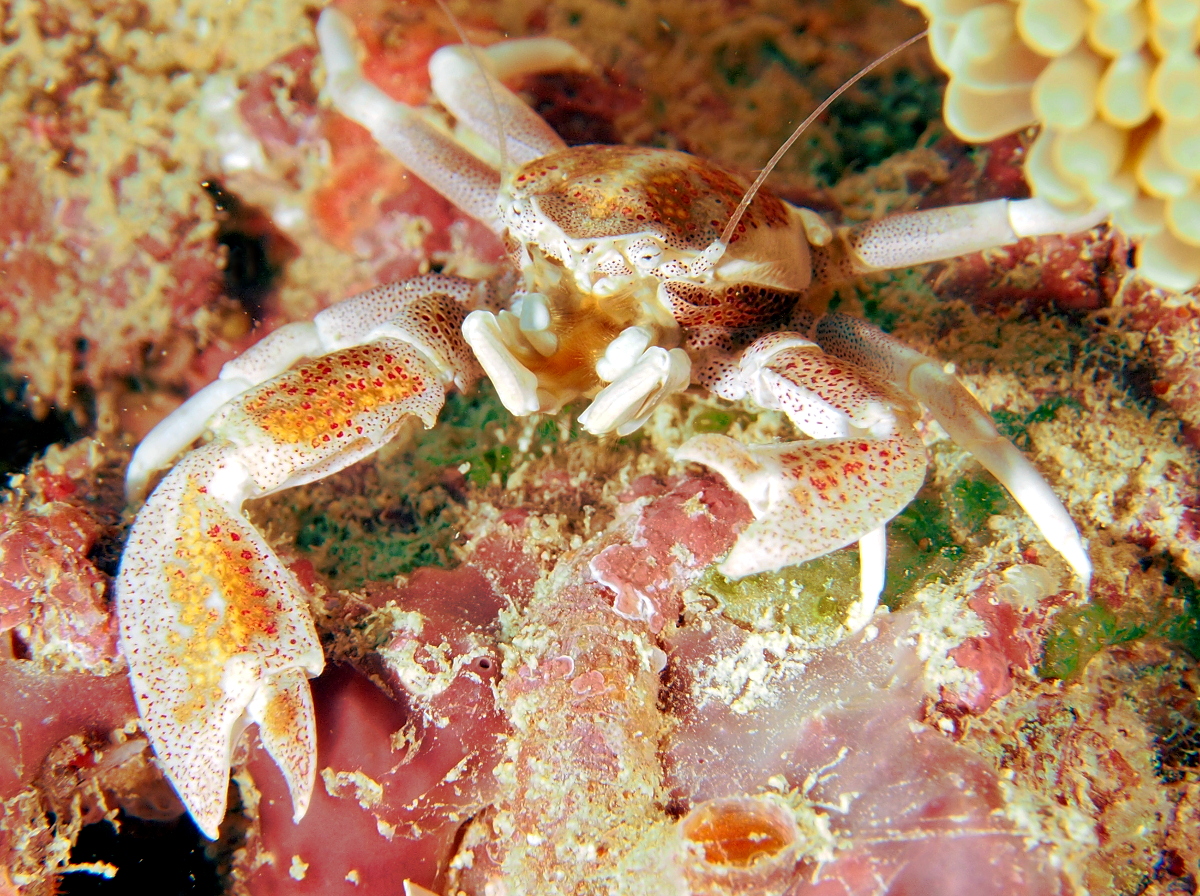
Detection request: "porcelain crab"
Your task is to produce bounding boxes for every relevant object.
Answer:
[116,7,1099,839]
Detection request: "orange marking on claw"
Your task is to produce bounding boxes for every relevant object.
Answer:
[241,344,424,446]
[164,476,295,725]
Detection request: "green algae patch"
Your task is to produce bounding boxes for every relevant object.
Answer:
[253,383,557,589]
[693,554,862,638]
[950,475,1008,535]
[885,494,966,604]
[810,70,946,186]
[992,395,1083,451]
[1163,567,1200,660]
[1040,562,1200,680]
[696,492,972,636]
[688,408,738,434]
[684,404,758,437]
[1040,603,1147,680]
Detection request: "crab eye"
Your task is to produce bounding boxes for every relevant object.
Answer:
[655,259,688,279]
[626,237,664,271]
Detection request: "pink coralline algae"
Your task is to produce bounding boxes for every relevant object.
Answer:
[0,444,124,671]
[940,573,1069,714]
[220,473,1094,895]
[1,505,115,669]
[236,558,513,894]
[665,610,1072,896]
[589,474,754,631]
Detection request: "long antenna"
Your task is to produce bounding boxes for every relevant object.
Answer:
[433,0,509,182]
[690,29,928,276]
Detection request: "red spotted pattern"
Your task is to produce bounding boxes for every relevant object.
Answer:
[665,281,801,329]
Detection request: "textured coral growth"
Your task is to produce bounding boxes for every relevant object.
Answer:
[903,0,1200,290]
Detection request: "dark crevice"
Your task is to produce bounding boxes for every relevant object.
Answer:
[0,366,81,481]
[518,70,639,147]
[58,811,221,896]
[202,179,297,321]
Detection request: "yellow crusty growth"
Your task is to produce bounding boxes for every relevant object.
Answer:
[902,0,1200,292]
[0,0,318,415]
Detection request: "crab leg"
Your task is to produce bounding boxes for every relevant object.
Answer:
[808,313,1092,587]
[127,277,484,500]
[118,283,480,838]
[317,8,598,228]
[316,8,503,229]
[837,197,1110,274]
[677,333,928,628]
[428,38,593,165]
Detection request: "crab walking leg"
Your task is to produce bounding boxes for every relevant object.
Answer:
[127,277,485,501]
[838,197,1110,273]
[852,526,888,632]
[429,41,586,165]
[316,8,502,230]
[810,313,1092,587]
[677,334,928,626]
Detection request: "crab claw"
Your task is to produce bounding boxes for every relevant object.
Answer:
[676,432,926,579]
[117,441,323,839]
[118,289,474,837]
[677,333,928,630]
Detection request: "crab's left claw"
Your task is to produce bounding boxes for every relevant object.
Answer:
[678,334,928,629]
[676,434,925,580]
[118,442,323,839]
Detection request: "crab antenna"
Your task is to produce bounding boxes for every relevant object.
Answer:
[691,29,928,276]
[433,0,509,182]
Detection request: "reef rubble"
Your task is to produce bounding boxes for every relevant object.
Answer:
[1,0,1199,894]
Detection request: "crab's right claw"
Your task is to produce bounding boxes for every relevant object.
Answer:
[117,279,481,838]
[117,442,323,839]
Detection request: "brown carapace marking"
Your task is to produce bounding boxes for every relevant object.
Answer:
[514,145,791,249]
[665,281,802,328]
